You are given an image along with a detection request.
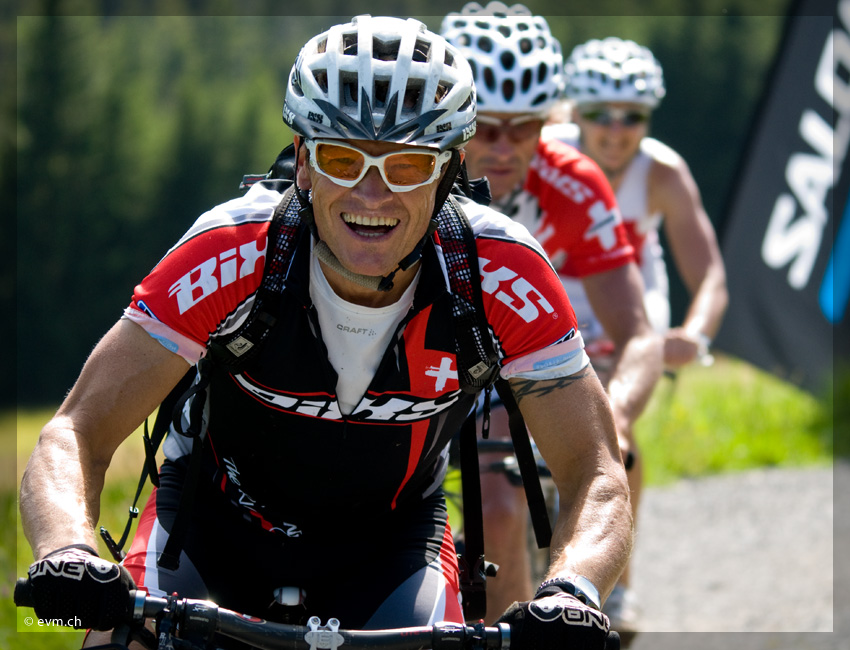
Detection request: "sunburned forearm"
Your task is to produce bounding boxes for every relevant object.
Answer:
[20,423,105,560]
[545,472,633,599]
[683,268,728,341]
[509,373,633,599]
[607,332,663,429]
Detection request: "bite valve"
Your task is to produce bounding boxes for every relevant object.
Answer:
[305,616,344,650]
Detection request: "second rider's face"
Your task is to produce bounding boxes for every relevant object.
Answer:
[463,112,543,202]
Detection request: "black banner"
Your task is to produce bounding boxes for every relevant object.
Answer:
[715,0,850,394]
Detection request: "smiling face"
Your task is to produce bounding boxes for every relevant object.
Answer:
[573,102,650,180]
[296,137,450,304]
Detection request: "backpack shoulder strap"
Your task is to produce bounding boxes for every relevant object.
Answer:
[101,180,304,562]
[493,377,553,549]
[439,195,552,621]
[207,183,304,371]
[436,195,501,394]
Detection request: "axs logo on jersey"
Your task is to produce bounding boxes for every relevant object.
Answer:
[479,257,555,323]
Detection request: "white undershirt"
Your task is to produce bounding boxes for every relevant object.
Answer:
[309,250,419,415]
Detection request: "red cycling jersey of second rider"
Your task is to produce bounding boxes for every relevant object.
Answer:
[494,137,634,281]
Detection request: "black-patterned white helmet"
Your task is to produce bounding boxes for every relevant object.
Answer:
[440,2,563,114]
[564,37,666,108]
[283,15,476,151]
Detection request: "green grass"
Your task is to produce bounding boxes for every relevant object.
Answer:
[4,410,151,649]
[2,355,838,648]
[635,354,835,485]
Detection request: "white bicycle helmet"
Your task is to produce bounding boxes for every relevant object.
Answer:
[440,2,563,113]
[564,37,666,108]
[284,15,476,151]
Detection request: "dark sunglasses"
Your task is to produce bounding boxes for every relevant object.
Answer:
[579,107,651,127]
[474,114,546,143]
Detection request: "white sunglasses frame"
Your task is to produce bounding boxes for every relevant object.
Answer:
[305,140,452,193]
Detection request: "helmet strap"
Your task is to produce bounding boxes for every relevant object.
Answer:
[432,149,462,220]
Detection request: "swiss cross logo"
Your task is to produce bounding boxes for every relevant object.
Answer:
[425,357,456,392]
[168,239,267,314]
[584,200,621,251]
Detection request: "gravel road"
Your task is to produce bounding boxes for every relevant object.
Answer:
[623,460,847,650]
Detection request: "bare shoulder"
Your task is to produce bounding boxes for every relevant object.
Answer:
[644,137,702,212]
[641,136,682,169]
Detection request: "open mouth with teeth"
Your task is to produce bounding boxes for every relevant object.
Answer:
[342,213,400,238]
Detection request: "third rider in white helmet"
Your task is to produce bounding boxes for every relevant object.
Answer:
[545,35,729,635]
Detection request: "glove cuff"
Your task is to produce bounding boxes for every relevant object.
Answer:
[535,575,602,611]
[44,544,100,559]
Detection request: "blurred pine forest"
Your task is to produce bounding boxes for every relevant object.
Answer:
[8,1,792,406]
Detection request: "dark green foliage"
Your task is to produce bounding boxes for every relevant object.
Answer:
[13,6,790,405]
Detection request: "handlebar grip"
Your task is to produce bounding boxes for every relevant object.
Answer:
[14,578,34,608]
[605,630,620,650]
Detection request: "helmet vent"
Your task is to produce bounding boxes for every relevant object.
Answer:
[315,70,329,94]
[342,33,357,55]
[497,25,511,38]
[483,67,497,92]
[519,37,532,54]
[521,69,532,92]
[341,72,358,107]
[401,81,425,115]
[290,73,304,98]
[413,38,431,63]
[500,50,516,70]
[502,79,515,102]
[373,38,400,61]
[374,79,391,108]
[537,62,547,84]
[530,92,548,107]
[477,36,494,52]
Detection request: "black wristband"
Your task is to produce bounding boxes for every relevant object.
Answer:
[44,544,100,559]
[536,575,602,611]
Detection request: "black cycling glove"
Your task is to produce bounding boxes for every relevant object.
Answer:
[27,544,136,630]
[496,591,611,650]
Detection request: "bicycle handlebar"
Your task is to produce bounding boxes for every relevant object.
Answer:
[15,577,511,650]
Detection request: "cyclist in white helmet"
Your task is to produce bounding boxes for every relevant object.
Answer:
[440,2,663,627]
[545,36,729,634]
[21,15,631,650]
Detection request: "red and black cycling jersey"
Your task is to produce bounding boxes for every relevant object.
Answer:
[125,183,586,541]
[495,137,635,277]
